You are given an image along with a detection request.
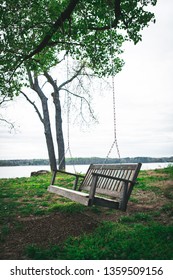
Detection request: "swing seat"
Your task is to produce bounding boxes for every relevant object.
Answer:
[48,163,142,211]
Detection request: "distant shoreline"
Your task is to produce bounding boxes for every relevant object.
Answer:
[0,157,172,167]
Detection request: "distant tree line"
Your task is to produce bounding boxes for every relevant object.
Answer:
[0,157,172,167]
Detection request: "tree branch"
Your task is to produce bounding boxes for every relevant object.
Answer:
[61,88,97,122]
[58,64,85,90]
[114,0,121,19]
[0,95,11,106]
[44,71,59,93]
[26,69,34,89]
[44,63,85,93]
[47,40,84,48]
[24,0,80,61]
[0,117,15,131]
[8,0,80,79]
[0,96,16,130]
[21,91,44,123]
[88,0,122,31]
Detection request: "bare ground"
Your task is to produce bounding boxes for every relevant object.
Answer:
[0,212,98,259]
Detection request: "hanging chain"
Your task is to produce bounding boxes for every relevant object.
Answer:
[108,10,121,160]
[65,55,76,173]
[111,75,121,159]
[100,11,121,169]
[100,76,121,169]
[66,55,70,151]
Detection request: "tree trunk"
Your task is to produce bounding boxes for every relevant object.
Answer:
[44,71,66,171]
[32,79,57,172]
[53,91,66,170]
[41,95,57,172]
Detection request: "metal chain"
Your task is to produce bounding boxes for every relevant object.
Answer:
[65,55,76,173]
[111,75,121,159]
[58,56,76,173]
[100,76,121,169]
[100,11,121,169]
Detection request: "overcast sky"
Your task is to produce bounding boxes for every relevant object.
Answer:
[0,0,173,160]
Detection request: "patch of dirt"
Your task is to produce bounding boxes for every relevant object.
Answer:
[0,212,99,260]
[142,170,169,178]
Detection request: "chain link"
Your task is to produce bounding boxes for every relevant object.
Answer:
[100,12,121,170]
[111,75,121,159]
[65,56,76,173]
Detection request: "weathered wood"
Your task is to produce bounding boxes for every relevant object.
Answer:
[48,163,142,211]
[126,162,142,201]
[48,185,90,206]
[80,185,121,198]
[92,172,135,183]
[51,170,57,185]
[119,181,128,211]
[51,169,84,189]
[56,169,84,178]
[73,174,84,190]
[88,174,99,205]
[93,196,119,209]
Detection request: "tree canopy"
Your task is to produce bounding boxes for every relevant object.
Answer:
[0,0,157,96]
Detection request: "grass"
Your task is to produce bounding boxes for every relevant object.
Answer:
[49,201,85,214]
[119,212,152,223]
[161,203,173,216]
[0,173,77,221]
[0,166,173,259]
[25,222,173,260]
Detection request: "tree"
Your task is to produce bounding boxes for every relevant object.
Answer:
[21,59,97,170]
[0,0,157,170]
[1,0,157,96]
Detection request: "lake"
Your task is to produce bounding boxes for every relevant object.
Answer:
[0,162,172,179]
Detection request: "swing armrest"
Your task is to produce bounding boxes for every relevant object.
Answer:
[51,169,84,190]
[56,169,84,178]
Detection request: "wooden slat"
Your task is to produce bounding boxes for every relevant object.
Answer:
[116,169,129,192]
[80,165,95,189]
[126,163,142,199]
[88,164,138,170]
[93,196,119,209]
[48,185,90,206]
[95,188,121,198]
[96,169,105,188]
[106,169,115,190]
[114,169,124,191]
[114,169,123,190]
[80,185,120,198]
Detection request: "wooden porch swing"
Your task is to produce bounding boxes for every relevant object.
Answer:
[48,163,142,211]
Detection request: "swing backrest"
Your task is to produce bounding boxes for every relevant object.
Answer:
[79,163,142,199]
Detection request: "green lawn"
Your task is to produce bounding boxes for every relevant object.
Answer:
[0,166,173,259]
